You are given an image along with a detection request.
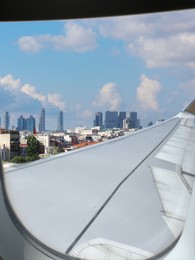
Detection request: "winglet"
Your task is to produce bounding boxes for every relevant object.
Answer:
[183,99,195,115]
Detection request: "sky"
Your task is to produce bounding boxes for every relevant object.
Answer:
[0,9,195,130]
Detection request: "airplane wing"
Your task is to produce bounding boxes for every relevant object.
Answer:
[0,99,195,260]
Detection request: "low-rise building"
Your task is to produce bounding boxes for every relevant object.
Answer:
[36,133,50,154]
[0,129,20,160]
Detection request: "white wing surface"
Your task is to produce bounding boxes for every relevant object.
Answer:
[0,99,195,260]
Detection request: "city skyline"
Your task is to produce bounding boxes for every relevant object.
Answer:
[0,10,195,129]
[0,109,141,131]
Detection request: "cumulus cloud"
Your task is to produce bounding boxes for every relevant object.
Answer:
[136,74,162,111]
[17,22,97,53]
[0,74,66,111]
[17,36,43,53]
[21,84,46,103]
[47,93,66,111]
[127,33,195,68]
[98,15,155,41]
[93,82,122,110]
[16,11,195,68]
[0,74,21,90]
[55,22,97,52]
[97,10,195,68]
[98,11,195,39]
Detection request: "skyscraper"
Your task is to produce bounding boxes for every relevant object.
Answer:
[57,111,63,131]
[104,111,118,129]
[26,115,36,133]
[130,112,138,128]
[118,111,126,128]
[4,112,10,130]
[38,108,45,132]
[94,112,103,129]
[17,115,27,131]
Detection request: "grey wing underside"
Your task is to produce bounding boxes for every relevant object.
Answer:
[0,99,195,260]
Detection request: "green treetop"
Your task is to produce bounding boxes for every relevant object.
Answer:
[27,135,40,159]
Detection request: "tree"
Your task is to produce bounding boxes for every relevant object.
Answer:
[27,135,40,159]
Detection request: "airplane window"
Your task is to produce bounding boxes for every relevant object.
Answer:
[0,6,195,260]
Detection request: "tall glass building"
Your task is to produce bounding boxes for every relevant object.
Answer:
[118,112,126,128]
[26,115,36,133]
[4,112,10,130]
[17,115,27,131]
[57,111,63,131]
[104,111,118,129]
[94,112,103,129]
[130,112,138,129]
[38,108,45,132]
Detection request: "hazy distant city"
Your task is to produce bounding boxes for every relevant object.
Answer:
[0,107,159,162]
[0,108,147,133]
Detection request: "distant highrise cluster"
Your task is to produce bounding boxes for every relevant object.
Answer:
[17,115,36,132]
[93,111,141,129]
[1,108,65,133]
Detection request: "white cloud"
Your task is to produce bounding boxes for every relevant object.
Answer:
[0,74,66,111]
[98,10,195,68]
[98,15,155,41]
[17,22,97,53]
[47,93,66,111]
[127,33,195,68]
[17,36,43,53]
[58,22,97,52]
[93,82,122,110]
[0,74,21,90]
[99,11,195,38]
[136,74,162,111]
[21,84,46,103]
[20,86,66,111]
[16,11,195,68]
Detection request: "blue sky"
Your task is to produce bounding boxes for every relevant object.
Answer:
[0,9,195,130]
